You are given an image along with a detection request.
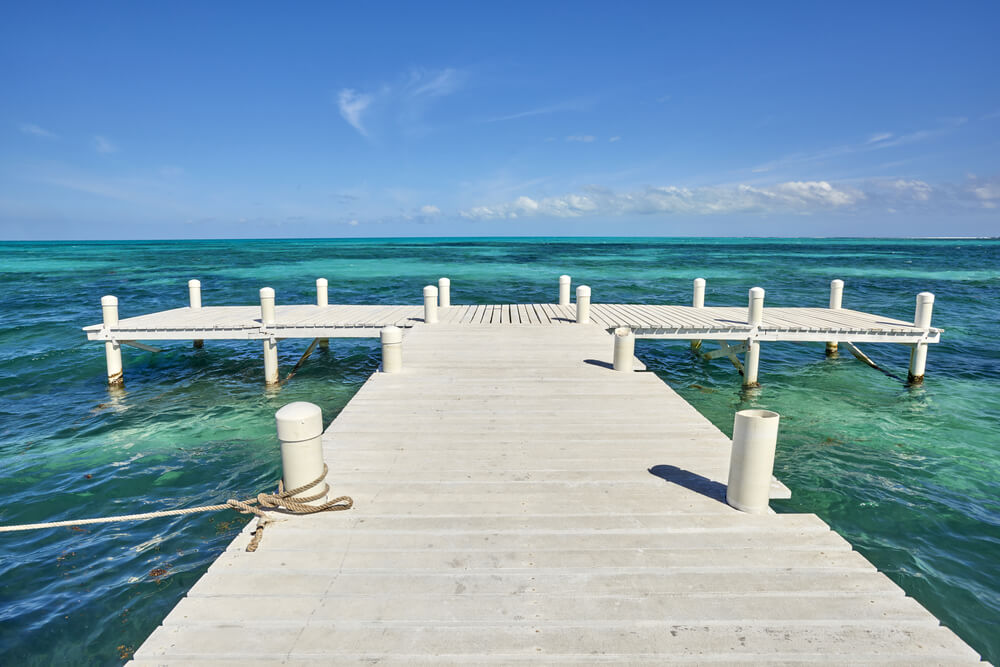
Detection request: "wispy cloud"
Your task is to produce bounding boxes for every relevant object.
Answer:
[566,135,595,143]
[93,135,117,153]
[483,97,594,123]
[336,67,466,139]
[609,136,621,143]
[19,123,57,139]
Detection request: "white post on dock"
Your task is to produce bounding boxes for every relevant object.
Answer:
[189,279,204,349]
[743,287,765,388]
[101,295,124,386]
[612,327,635,372]
[438,277,450,308]
[260,287,279,385]
[275,402,328,507]
[726,408,780,514]
[380,326,402,373]
[559,275,571,307]
[908,292,935,384]
[691,277,706,353]
[316,278,329,350]
[576,285,591,324]
[826,279,844,357]
[423,285,439,324]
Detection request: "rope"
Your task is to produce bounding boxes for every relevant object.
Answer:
[0,465,352,552]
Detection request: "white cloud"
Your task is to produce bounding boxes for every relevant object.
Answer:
[881,179,932,201]
[483,97,594,123]
[338,89,374,136]
[566,135,595,143]
[867,132,893,144]
[348,219,359,226]
[19,123,56,139]
[420,205,441,215]
[94,135,117,153]
[609,136,621,143]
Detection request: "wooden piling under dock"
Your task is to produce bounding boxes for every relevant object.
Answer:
[129,323,978,664]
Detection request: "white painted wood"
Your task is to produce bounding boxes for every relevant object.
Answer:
[909,292,935,383]
[576,285,591,323]
[380,326,402,373]
[559,274,571,306]
[612,326,635,371]
[438,277,450,308]
[100,295,123,385]
[275,402,328,506]
[726,409,780,514]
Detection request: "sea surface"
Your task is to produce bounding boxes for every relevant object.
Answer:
[0,237,997,664]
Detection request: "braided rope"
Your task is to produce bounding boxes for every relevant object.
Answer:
[0,465,352,552]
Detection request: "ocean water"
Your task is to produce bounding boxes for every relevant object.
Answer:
[0,237,997,664]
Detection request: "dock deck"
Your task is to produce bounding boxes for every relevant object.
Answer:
[130,322,978,664]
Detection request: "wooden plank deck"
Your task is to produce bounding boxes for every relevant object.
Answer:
[130,323,978,664]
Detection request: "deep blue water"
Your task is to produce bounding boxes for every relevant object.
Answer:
[0,237,997,664]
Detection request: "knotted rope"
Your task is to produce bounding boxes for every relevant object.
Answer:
[0,465,352,552]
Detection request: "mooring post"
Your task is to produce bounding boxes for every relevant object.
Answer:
[743,287,764,388]
[260,287,279,385]
[380,325,402,373]
[423,285,439,324]
[316,278,329,350]
[275,402,329,506]
[576,285,591,324]
[908,292,935,384]
[188,279,204,348]
[612,327,635,371]
[559,275,571,307]
[438,277,450,308]
[726,408,780,514]
[691,277,706,352]
[101,295,124,386]
[826,279,844,357]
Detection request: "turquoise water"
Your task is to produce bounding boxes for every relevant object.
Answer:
[0,237,997,664]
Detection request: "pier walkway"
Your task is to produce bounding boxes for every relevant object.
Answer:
[130,323,978,664]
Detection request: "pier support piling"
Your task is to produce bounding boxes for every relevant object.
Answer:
[826,279,844,357]
[908,292,935,384]
[316,278,329,350]
[576,285,591,324]
[380,326,402,373]
[101,295,124,386]
[438,277,450,308]
[743,287,764,388]
[260,287,279,385]
[691,278,706,353]
[423,285,438,324]
[559,275,571,307]
[275,402,328,507]
[726,408,780,514]
[189,280,204,348]
[612,327,635,372]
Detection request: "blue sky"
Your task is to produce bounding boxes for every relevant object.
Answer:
[1,2,998,239]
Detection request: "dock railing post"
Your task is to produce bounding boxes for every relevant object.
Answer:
[423,285,439,324]
[908,292,935,384]
[438,277,450,308]
[743,287,764,388]
[559,275,571,307]
[726,408,780,514]
[316,278,329,350]
[260,287,279,385]
[691,278,706,353]
[275,402,328,507]
[612,327,635,371]
[576,285,591,323]
[826,279,844,357]
[380,326,402,373]
[189,279,204,349]
[101,295,124,386]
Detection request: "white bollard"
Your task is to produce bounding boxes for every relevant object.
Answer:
[381,326,402,373]
[612,327,635,372]
[726,409,781,514]
[275,402,329,507]
[559,275,571,307]
[908,292,935,384]
[316,278,329,350]
[826,279,844,357]
[189,279,204,348]
[423,285,438,324]
[101,295,124,386]
[744,287,765,388]
[438,277,451,308]
[576,285,591,324]
[260,287,279,385]
[691,278,706,352]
